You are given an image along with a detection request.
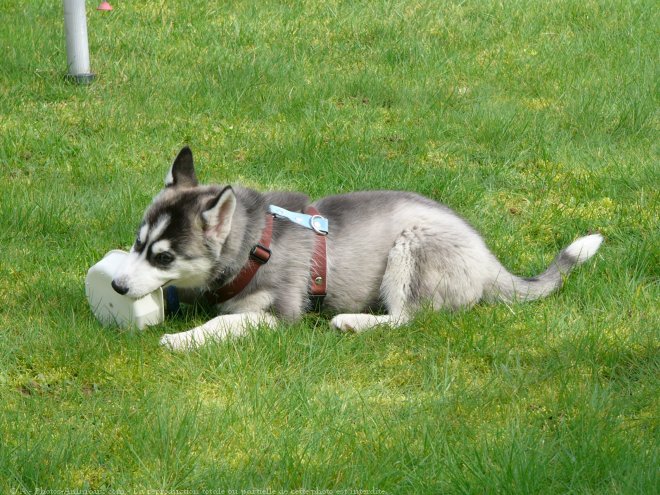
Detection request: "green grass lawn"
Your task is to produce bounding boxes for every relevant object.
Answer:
[1,0,658,492]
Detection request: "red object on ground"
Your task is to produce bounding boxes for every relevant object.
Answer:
[97,1,113,11]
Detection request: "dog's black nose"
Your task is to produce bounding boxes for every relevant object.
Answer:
[111,280,129,295]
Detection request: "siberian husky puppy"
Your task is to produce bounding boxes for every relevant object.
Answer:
[111,147,603,350]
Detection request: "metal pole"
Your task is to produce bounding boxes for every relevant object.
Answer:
[63,0,95,83]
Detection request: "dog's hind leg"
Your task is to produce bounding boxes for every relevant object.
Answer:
[331,228,420,333]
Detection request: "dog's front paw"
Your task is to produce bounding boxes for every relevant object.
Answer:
[160,332,196,351]
[330,314,359,333]
[160,333,179,350]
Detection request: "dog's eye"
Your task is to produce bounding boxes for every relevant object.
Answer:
[154,252,174,266]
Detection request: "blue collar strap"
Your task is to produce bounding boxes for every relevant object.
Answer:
[268,205,329,235]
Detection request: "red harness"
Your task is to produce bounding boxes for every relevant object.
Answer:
[304,206,327,310]
[207,206,327,309]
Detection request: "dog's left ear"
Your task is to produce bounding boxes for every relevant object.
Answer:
[202,186,236,246]
[165,146,198,188]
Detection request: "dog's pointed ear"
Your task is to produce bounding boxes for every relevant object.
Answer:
[202,186,236,245]
[165,146,198,188]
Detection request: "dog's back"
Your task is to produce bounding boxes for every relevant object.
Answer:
[313,190,601,317]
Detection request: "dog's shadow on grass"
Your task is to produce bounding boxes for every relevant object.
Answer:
[144,300,217,335]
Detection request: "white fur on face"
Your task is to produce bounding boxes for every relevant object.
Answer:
[114,252,215,298]
[151,239,171,255]
[148,215,170,246]
[112,250,172,298]
[113,215,173,298]
[138,223,149,246]
[167,257,215,289]
[113,213,218,298]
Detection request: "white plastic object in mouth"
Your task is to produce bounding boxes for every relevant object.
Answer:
[85,250,165,329]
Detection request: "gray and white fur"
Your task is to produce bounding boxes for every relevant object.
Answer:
[111,147,603,351]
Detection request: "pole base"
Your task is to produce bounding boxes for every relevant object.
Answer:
[65,73,95,84]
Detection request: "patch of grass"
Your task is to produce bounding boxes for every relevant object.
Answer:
[0,0,658,493]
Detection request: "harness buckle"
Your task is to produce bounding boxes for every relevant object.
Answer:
[249,244,271,264]
[310,215,328,236]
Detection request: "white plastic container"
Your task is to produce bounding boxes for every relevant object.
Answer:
[85,250,165,329]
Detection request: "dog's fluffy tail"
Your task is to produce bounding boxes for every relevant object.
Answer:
[490,234,603,303]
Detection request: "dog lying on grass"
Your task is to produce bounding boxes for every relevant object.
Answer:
[111,147,603,350]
